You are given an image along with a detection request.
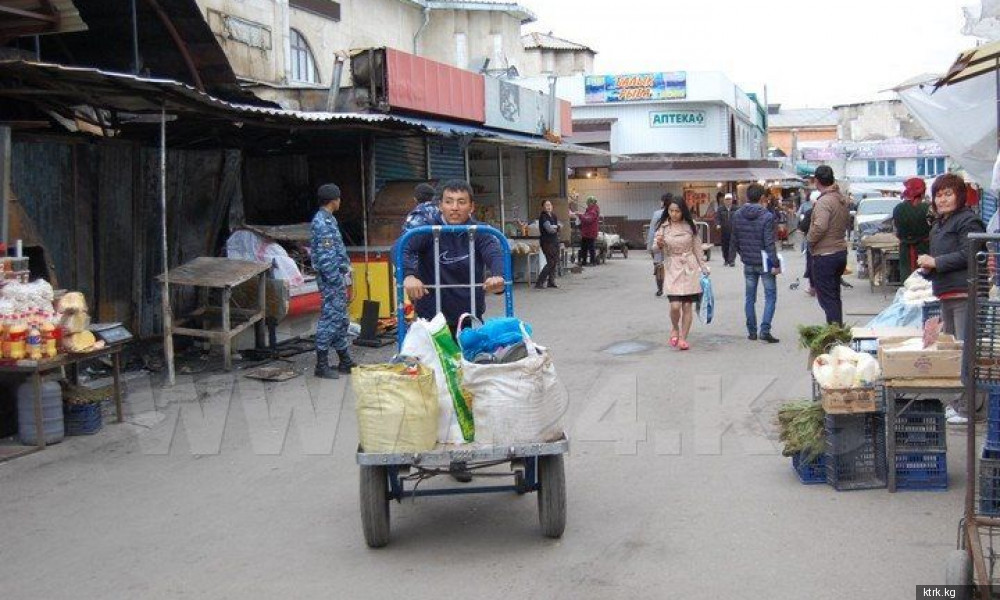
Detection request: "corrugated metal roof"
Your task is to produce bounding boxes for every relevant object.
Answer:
[769,108,838,129]
[611,167,799,183]
[422,1,536,23]
[521,32,595,53]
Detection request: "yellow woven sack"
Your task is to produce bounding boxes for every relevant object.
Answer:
[354,362,439,453]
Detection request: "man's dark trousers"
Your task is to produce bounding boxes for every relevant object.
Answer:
[812,250,847,324]
[721,230,732,264]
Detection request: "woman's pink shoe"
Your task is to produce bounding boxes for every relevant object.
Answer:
[669,334,679,347]
[678,340,690,351]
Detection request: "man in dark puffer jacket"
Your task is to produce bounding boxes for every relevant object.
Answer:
[730,184,781,343]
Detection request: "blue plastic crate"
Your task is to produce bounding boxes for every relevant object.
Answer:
[825,413,887,491]
[987,388,1000,451]
[792,452,826,485]
[922,300,941,324]
[63,403,102,436]
[980,448,1000,516]
[894,399,946,452]
[895,451,948,491]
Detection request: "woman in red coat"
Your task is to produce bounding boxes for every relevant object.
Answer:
[575,196,601,266]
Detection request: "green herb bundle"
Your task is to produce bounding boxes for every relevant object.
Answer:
[797,323,852,355]
[777,400,826,460]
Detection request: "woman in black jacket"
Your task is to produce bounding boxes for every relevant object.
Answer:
[917,173,985,338]
[535,199,561,289]
[916,173,984,423]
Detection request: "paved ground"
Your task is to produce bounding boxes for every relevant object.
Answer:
[0,242,969,599]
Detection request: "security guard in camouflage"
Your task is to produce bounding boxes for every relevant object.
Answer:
[310,183,356,379]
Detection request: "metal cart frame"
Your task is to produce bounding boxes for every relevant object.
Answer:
[355,224,568,548]
[948,233,1000,595]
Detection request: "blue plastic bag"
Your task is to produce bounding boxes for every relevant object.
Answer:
[697,274,714,324]
[457,316,533,361]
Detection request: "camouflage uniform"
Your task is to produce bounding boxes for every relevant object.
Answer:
[311,208,351,352]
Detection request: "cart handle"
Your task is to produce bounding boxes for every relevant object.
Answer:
[394,224,515,349]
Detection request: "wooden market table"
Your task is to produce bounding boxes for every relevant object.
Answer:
[866,243,901,293]
[883,378,963,493]
[0,343,126,458]
[157,257,268,372]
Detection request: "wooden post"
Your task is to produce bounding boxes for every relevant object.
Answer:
[160,107,175,386]
[32,371,44,449]
[113,350,123,423]
[0,126,10,247]
[221,286,232,371]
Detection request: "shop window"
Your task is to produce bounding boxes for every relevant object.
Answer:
[867,160,896,177]
[917,157,946,177]
[289,29,319,83]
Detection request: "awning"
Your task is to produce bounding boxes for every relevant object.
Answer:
[936,39,1000,88]
[395,115,612,156]
[610,166,799,183]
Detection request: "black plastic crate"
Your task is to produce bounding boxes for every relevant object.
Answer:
[980,448,1000,516]
[792,452,826,485]
[974,301,1000,385]
[825,413,887,491]
[895,451,947,491]
[894,399,946,451]
[63,403,102,436]
[987,387,1000,451]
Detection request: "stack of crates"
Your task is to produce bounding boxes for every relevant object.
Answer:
[980,388,1000,515]
[893,399,948,490]
[825,412,887,491]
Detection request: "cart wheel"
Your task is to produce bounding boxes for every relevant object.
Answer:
[537,454,566,538]
[945,549,973,586]
[359,465,390,548]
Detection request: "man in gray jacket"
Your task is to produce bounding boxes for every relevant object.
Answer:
[805,165,851,324]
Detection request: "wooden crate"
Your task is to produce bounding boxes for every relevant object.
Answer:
[820,386,879,414]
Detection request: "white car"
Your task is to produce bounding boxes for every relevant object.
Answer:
[854,197,901,240]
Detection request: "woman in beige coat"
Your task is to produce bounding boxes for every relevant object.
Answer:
[655,196,709,350]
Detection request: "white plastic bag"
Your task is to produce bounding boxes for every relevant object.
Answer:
[399,314,471,444]
[226,229,305,286]
[460,324,568,444]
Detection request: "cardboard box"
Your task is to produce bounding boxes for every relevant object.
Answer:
[878,335,962,380]
[820,386,879,414]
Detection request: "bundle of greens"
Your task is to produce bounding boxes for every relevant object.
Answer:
[777,400,826,460]
[797,323,852,356]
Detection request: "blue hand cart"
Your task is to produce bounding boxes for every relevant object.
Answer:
[356,224,568,548]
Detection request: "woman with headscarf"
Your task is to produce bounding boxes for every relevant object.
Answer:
[892,177,932,281]
[573,196,601,266]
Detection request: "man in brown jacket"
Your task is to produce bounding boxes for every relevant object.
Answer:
[806,165,850,324]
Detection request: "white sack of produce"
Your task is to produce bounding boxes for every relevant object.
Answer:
[226,230,305,287]
[353,362,439,453]
[399,314,471,444]
[56,291,87,313]
[461,325,567,444]
[812,345,880,388]
[1,280,55,314]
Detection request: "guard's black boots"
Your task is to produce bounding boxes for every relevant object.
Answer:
[336,348,357,374]
[314,351,339,379]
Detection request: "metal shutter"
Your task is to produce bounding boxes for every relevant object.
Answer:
[428,138,466,182]
[374,136,427,193]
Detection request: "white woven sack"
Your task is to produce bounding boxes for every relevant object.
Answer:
[460,323,567,444]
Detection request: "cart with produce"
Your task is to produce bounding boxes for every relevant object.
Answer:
[355,224,568,548]
[945,233,1000,595]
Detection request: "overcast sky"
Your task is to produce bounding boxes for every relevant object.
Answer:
[527,0,979,107]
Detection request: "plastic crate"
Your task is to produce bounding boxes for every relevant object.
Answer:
[895,451,948,491]
[894,398,946,451]
[850,338,878,357]
[63,403,102,436]
[922,300,941,324]
[792,452,826,485]
[980,448,1000,516]
[825,413,887,491]
[974,301,1000,385]
[988,387,1000,451]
